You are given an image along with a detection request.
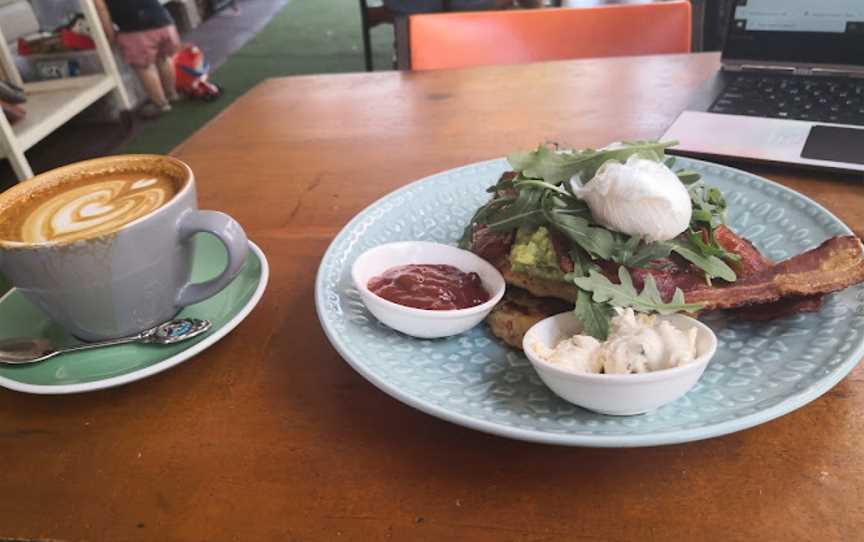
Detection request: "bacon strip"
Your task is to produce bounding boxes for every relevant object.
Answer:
[596,258,704,303]
[471,225,514,265]
[685,236,864,310]
[713,224,772,275]
[471,196,864,319]
[714,225,825,320]
[548,229,575,273]
[496,236,864,313]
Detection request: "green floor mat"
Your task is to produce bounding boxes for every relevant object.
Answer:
[122,0,394,155]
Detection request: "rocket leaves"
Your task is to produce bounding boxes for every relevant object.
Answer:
[483,186,545,232]
[688,179,728,227]
[619,236,674,267]
[462,140,740,340]
[460,174,618,260]
[508,140,677,184]
[542,206,616,260]
[573,267,703,316]
[574,289,613,341]
[458,195,514,248]
[667,238,737,283]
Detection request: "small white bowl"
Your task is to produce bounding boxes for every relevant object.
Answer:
[351,241,506,339]
[523,312,717,416]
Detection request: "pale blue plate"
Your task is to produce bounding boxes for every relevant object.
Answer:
[315,157,864,447]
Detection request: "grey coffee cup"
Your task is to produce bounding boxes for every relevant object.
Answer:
[0,155,248,341]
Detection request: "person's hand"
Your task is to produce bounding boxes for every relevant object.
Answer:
[104,24,117,44]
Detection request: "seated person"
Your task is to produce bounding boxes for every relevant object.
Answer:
[94,0,181,119]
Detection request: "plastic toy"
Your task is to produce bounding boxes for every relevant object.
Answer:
[174,44,222,101]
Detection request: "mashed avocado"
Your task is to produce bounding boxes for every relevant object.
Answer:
[509,226,565,281]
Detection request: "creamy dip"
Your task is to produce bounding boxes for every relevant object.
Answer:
[532,309,699,374]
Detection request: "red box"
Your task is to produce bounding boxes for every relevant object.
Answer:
[60,28,95,51]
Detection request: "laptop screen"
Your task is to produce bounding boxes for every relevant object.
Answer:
[723,0,864,68]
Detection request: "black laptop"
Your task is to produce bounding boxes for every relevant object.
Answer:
[662,0,864,173]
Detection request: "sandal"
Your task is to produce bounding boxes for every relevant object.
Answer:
[138,101,172,120]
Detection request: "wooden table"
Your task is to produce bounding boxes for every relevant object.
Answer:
[2,52,863,541]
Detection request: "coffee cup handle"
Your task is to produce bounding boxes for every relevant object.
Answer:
[175,210,249,308]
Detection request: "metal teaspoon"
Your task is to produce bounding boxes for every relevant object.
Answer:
[0,318,212,365]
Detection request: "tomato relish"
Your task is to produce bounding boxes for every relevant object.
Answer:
[368,264,489,310]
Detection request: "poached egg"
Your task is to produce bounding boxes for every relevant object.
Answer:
[571,155,692,242]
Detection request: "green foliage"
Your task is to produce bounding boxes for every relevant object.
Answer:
[667,238,738,283]
[573,267,704,316]
[462,141,739,340]
[508,140,677,184]
[574,289,612,341]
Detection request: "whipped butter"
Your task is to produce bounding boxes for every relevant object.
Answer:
[532,308,699,374]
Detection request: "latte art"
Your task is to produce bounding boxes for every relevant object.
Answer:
[20,176,174,243]
[0,157,186,245]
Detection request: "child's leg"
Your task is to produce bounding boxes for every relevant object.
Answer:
[156,56,179,101]
[135,64,170,107]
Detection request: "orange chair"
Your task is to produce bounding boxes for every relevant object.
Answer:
[408,1,692,71]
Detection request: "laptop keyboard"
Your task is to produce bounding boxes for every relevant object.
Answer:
[709,74,864,126]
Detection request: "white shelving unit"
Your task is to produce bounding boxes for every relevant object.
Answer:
[0,0,131,181]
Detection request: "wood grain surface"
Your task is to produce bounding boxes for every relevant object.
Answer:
[1,53,863,541]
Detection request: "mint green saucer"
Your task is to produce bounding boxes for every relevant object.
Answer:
[0,236,268,394]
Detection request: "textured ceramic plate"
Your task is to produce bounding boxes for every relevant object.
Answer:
[316,157,864,447]
[0,236,269,394]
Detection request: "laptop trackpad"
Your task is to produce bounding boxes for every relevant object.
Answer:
[801,125,864,165]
